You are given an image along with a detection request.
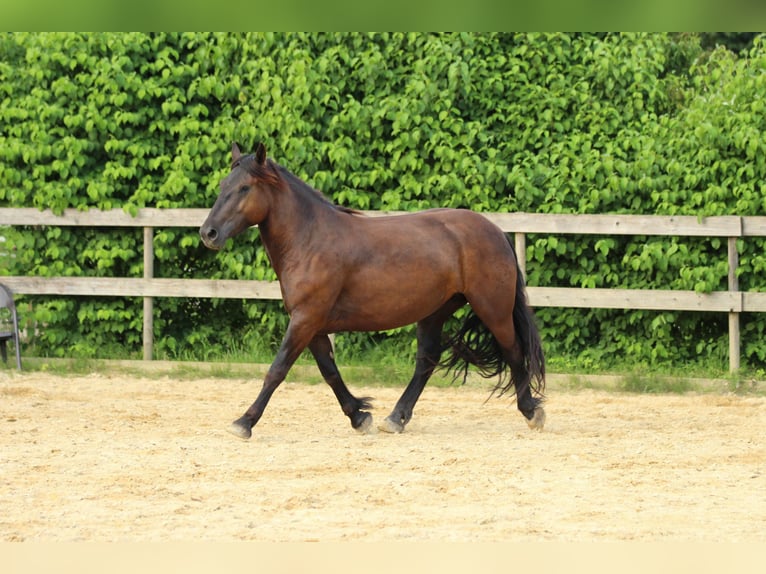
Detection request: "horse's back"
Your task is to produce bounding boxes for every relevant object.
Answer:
[359,208,506,245]
[404,208,514,262]
[348,208,513,269]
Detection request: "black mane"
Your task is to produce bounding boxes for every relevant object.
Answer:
[273,162,361,216]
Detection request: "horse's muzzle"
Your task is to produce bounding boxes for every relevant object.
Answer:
[200,225,222,250]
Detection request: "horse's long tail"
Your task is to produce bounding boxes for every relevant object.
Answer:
[506,260,546,398]
[439,240,545,399]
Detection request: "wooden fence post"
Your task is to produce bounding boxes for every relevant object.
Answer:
[728,235,740,372]
[143,226,154,361]
[514,232,527,280]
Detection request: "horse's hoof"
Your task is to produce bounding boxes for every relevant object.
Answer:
[526,406,546,431]
[354,411,373,434]
[378,416,404,434]
[228,417,252,440]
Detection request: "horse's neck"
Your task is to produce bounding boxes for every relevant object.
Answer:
[258,179,337,278]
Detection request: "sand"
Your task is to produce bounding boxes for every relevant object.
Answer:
[1,371,764,541]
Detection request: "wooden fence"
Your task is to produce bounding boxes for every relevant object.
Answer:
[3,207,766,371]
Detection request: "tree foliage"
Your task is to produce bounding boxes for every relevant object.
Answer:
[2,32,766,369]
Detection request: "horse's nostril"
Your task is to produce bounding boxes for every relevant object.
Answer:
[199,225,222,250]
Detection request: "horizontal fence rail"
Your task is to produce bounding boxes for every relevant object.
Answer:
[3,207,766,370]
[0,207,752,234]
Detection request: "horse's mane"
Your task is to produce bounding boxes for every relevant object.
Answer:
[240,155,362,216]
[275,162,363,216]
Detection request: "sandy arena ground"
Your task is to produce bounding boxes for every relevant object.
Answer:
[1,370,764,542]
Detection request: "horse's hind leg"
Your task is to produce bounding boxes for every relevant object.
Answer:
[308,334,373,433]
[465,292,546,430]
[506,342,546,430]
[380,296,464,433]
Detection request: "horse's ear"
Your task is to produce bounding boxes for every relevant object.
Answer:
[232,142,242,163]
[254,142,267,165]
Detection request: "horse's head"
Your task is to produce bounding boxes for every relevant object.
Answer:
[200,142,277,250]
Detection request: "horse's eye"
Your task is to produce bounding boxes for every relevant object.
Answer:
[238,185,249,194]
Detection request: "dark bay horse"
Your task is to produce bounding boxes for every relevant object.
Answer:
[200,143,546,439]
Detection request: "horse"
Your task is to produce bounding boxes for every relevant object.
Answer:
[200,143,546,440]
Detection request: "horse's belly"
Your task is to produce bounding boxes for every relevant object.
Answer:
[326,278,459,332]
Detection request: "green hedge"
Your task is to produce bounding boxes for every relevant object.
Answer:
[2,32,766,370]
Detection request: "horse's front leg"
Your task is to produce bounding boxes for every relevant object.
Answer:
[229,318,316,440]
[308,334,374,433]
